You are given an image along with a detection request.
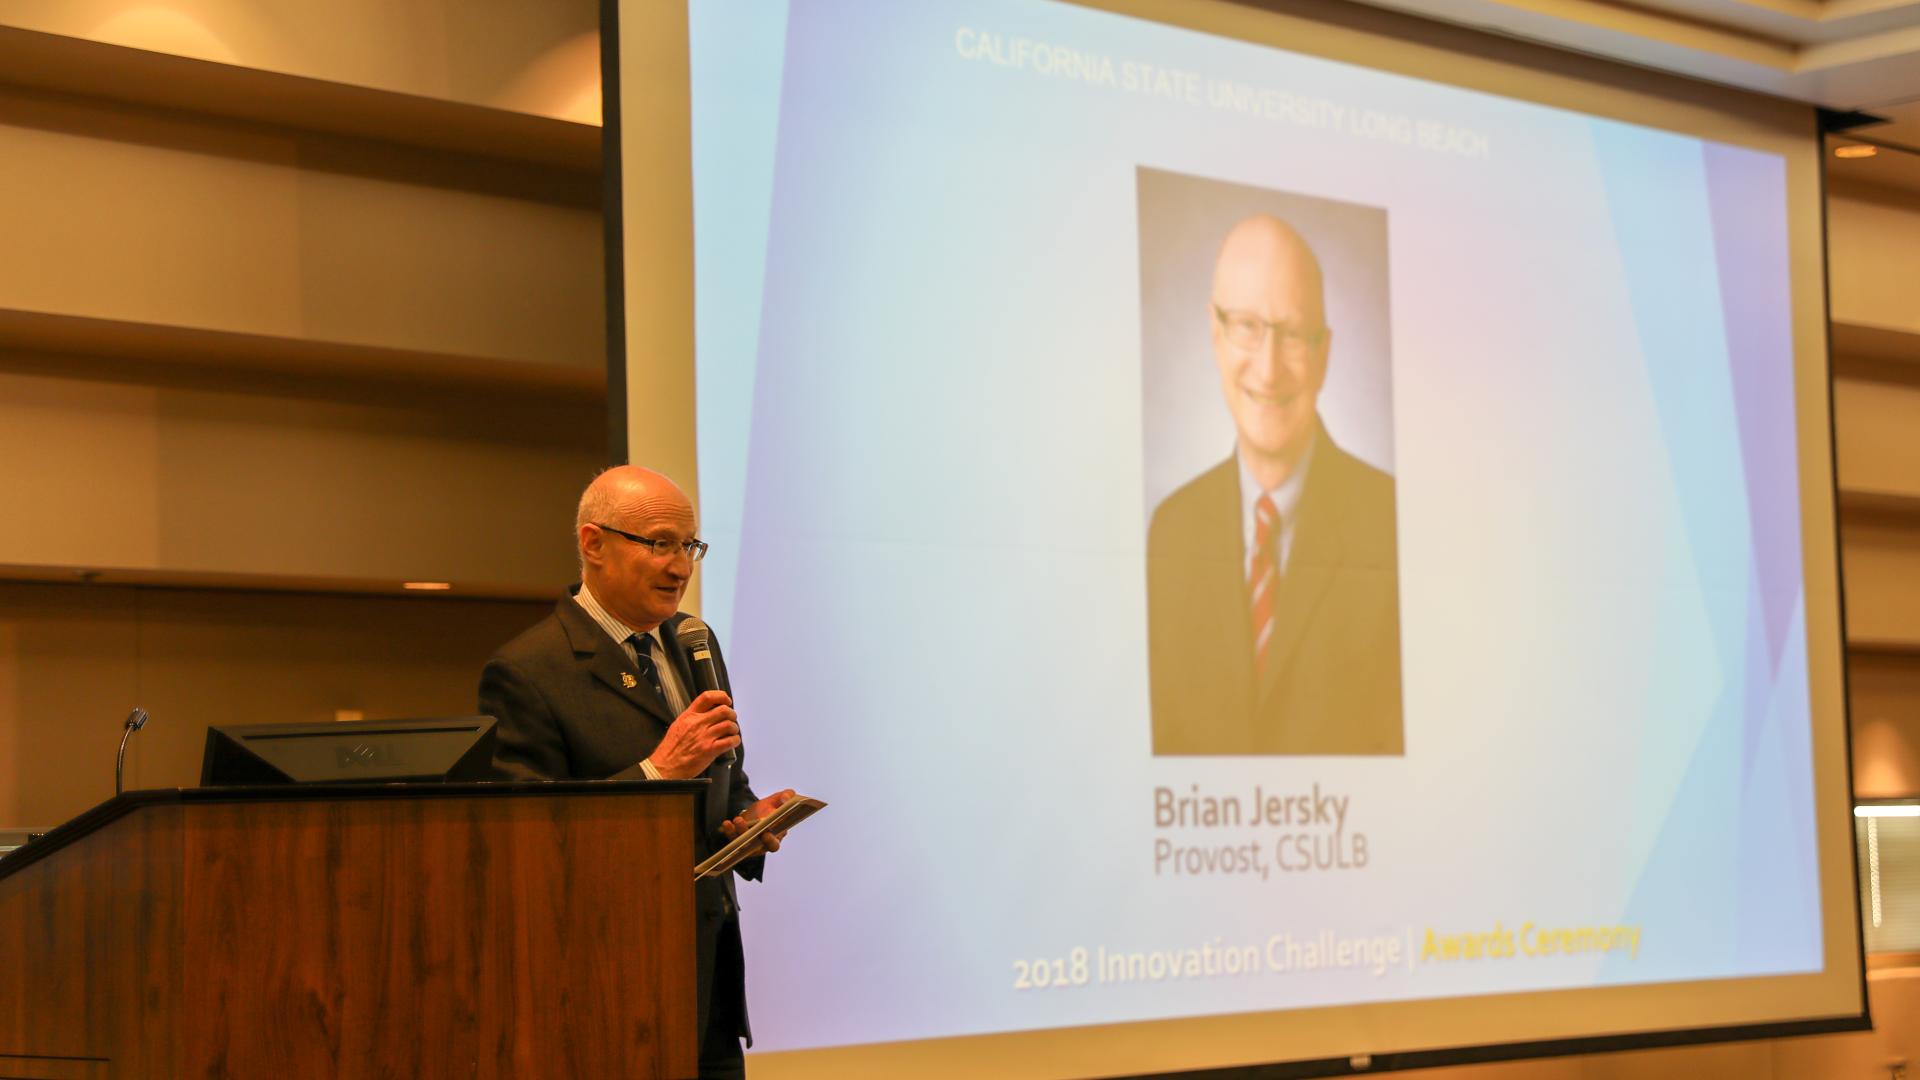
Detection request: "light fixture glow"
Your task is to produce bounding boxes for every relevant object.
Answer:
[1855,804,1920,817]
[1834,144,1878,159]
[403,581,453,591]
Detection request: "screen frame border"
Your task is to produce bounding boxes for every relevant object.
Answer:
[597,0,1871,1073]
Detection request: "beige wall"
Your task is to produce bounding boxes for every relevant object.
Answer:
[1831,176,1920,811]
[1831,187,1920,339]
[0,367,602,591]
[0,1,605,594]
[0,83,602,366]
[0,0,601,122]
[1836,374,1920,501]
[0,1,607,814]
[0,581,552,825]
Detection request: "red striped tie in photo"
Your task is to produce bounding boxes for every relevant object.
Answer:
[1248,493,1280,680]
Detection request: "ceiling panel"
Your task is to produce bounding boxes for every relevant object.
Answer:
[1355,0,1920,111]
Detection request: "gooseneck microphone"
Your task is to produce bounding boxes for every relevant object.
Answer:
[115,707,149,796]
[674,617,736,765]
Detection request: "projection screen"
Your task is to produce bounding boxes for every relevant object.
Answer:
[605,0,1865,1075]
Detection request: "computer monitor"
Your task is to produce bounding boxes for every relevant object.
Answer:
[199,717,498,786]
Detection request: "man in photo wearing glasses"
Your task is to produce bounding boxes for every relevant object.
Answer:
[1146,213,1403,757]
[478,465,792,1080]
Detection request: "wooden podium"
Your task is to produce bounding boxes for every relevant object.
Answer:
[0,781,706,1079]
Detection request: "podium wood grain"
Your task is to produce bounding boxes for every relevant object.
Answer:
[0,807,182,1076]
[0,785,699,1079]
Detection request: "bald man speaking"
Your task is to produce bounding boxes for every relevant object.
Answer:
[479,466,791,1079]
[1146,215,1404,756]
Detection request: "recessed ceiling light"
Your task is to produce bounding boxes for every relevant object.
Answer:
[403,581,453,591]
[1834,144,1878,159]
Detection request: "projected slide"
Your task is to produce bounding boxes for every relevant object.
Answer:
[676,0,1825,1058]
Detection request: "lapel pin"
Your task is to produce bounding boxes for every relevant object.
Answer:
[621,672,638,689]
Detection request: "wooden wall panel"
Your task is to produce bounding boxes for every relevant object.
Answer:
[1851,653,1920,799]
[0,29,607,594]
[0,0,599,122]
[1830,171,1920,811]
[0,582,556,826]
[0,86,602,370]
[1830,187,1920,337]
[1834,375,1920,500]
[0,368,600,589]
[0,371,161,571]
[1843,524,1920,648]
[139,380,596,584]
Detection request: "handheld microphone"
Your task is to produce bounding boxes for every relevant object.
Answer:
[115,707,149,796]
[674,617,735,764]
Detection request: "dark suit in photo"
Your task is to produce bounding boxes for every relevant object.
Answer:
[1146,430,1404,756]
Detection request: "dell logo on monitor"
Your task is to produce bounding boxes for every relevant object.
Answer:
[336,743,392,768]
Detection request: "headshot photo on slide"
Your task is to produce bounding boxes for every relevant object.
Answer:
[1138,166,1404,757]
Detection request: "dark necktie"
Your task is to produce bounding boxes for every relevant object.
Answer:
[630,633,668,704]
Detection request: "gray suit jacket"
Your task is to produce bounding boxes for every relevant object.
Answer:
[1146,430,1404,755]
[477,592,761,1042]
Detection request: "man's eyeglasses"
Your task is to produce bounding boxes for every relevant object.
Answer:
[1211,303,1329,353]
[592,523,710,563]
